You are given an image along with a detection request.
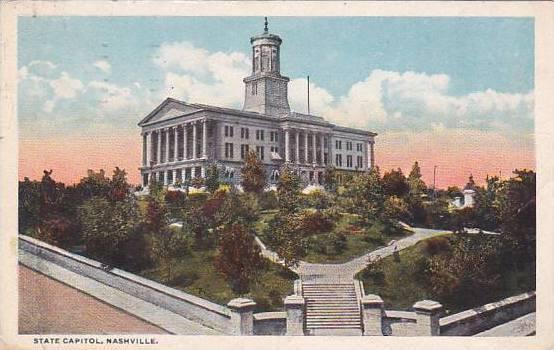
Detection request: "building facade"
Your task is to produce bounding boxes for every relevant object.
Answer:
[138,21,377,187]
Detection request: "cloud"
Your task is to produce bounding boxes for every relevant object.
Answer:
[153,41,250,107]
[87,81,139,114]
[322,70,534,133]
[93,60,111,74]
[288,78,335,115]
[49,72,84,99]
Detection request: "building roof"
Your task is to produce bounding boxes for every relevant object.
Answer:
[139,97,377,137]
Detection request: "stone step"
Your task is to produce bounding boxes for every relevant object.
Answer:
[306,324,362,329]
[307,306,360,310]
[306,322,361,327]
[307,310,360,314]
[303,292,357,296]
[306,315,360,320]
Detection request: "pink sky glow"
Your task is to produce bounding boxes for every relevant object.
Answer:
[18,128,535,189]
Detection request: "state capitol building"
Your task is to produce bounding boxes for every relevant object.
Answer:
[138,20,377,188]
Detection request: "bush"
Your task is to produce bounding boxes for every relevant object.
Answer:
[259,191,278,210]
[422,236,451,256]
[188,192,209,204]
[299,210,335,235]
[167,271,199,287]
[330,232,347,254]
[268,289,282,308]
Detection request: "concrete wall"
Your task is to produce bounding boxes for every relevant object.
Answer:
[440,291,536,336]
[19,235,233,334]
[253,312,287,335]
[382,310,418,336]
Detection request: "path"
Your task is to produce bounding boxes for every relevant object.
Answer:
[256,224,451,282]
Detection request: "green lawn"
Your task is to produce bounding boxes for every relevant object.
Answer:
[302,214,412,264]
[139,246,297,312]
[355,236,535,314]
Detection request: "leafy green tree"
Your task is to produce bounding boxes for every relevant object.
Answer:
[241,150,266,193]
[473,176,501,231]
[382,168,409,197]
[76,169,111,200]
[264,214,306,267]
[151,228,191,282]
[341,167,385,225]
[214,223,264,293]
[78,197,139,266]
[407,161,427,196]
[215,191,260,228]
[406,162,427,224]
[109,167,130,202]
[323,166,338,193]
[205,163,220,193]
[19,177,41,233]
[277,165,302,214]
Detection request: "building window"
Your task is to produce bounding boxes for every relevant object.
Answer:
[224,125,234,137]
[252,82,258,95]
[356,156,363,169]
[335,154,342,167]
[346,141,352,151]
[335,140,342,150]
[270,131,279,142]
[324,153,328,165]
[347,155,353,168]
[270,146,279,153]
[241,127,249,139]
[256,146,265,160]
[225,143,234,158]
[241,144,249,159]
[357,143,363,152]
[256,129,265,141]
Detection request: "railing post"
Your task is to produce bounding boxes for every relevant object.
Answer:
[413,300,443,336]
[227,298,256,335]
[284,295,306,335]
[361,294,384,335]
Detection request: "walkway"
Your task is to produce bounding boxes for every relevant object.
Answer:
[256,225,450,282]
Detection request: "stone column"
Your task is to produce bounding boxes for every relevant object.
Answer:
[148,132,155,166]
[183,123,188,160]
[362,294,384,336]
[304,132,308,164]
[202,119,208,159]
[295,130,300,164]
[173,169,177,185]
[142,132,148,166]
[284,128,290,163]
[318,133,323,165]
[311,133,316,165]
[156,130,162,164]
[284,295,305,336]
[413,300,442,336]
[369,141,375,169]
[192,122,198,160]
[173,127,178,162]
[191,166,196,178]
[227,298,256,335]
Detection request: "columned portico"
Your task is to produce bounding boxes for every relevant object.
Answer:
[202,119,208,159]
[311,133,316,165]
[173,127,178,162]
[183,123,188,159]
[193,122,198,159]
[304,132,308,164]
[295,130,300,164]
[156,130,162,164]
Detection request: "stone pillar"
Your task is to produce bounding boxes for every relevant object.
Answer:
[173,127,179,162]
[164,128,170,163]
[183,123,188,160]
[202,119,208,159]
[295,130,300,164]
[156,130,162,164]
[284,295,305,336]
[173,169,177,185]
[328,133,333,167]
[142,132,148,166]
[201,166,206,178]
[227,298,256,335]
[192,122,198,160]
[318,133,323,165]
[369,141,375,169]
[413,300,442,336]
[304,132,308,164]
[311,133,316,165]
[149,132,155,166]
[362,294,384,336]
[284,128,290,163]
[191,166,196,178]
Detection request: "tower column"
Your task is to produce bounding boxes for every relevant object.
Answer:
[142,132,148,166]
[284,129,290,163]
[192,122,198,159]
[318,133,323,165]
[173,127,178,162]
[164,128,169,163]
[368,141,375,169]
[148,132,155,166]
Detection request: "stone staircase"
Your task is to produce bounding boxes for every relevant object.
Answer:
[302,282,362,335]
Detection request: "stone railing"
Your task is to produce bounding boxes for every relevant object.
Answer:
[439,291,536,336]
[359,291,536,336]
[253,312,287,335]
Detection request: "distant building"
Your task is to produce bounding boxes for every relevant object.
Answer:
[452,175,477,209]
[138,19,377,187]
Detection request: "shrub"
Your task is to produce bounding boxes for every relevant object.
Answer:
[422,236,451,256]
[259,191,279,210]
[330,232,347,254]
[268,289,282,308]
[165,190,185,204]
[299,210,335,235]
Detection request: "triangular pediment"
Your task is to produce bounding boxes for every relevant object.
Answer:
[138,98,204,126]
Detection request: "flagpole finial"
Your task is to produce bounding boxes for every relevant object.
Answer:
[264,17,268,33]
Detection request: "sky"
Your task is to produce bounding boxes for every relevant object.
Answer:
[18,16,535,188]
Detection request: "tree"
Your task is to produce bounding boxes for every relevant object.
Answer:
[109,167,130,202]
[323,166,338,193]
[19,177,41,233]
[406,161,427,224]
[382,168,409,197]
[78,197,139,266]
[264,214,306,267]
[151,228,191,282]
[341,167,385,225]
[277,165,302,214]
[241,150,266,193]
[473,176,501,231]
[408,161,427,195]
[205,163,220,193]
[214,223,264,293]
[76,169,111,200]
